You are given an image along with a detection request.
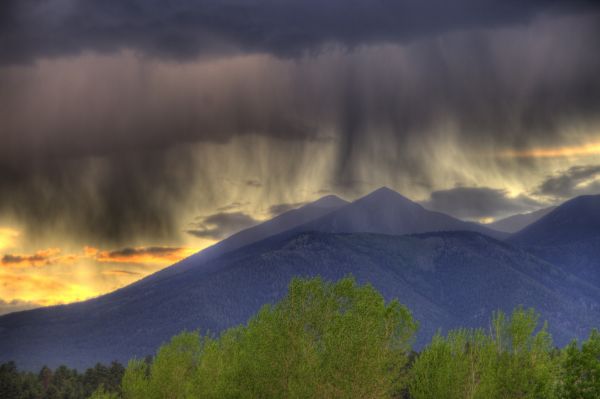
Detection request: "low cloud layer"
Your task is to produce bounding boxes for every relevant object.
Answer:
[422,187,542,220]
[537,165,600,199]
[268,202,308,217]
[187,212,260,240]
[1,248,62,267]
[93,246,194,265]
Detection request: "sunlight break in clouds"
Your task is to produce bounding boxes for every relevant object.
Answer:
[0,228,19,251]
[0,244,201,314]
[502,141,600,158]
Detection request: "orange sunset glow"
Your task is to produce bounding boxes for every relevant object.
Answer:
[502,141,600,158]
[0,237,204,311]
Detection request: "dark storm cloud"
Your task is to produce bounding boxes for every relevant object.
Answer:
[422,187,542,219]
[0,3,599,245]
[0,149,204,245]
[1,0,596,65]
[0,9,599,168]
[187,211,259,239]
[537,165,600,199]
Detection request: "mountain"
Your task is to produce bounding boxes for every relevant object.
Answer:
[211,194,349,252]
[1,231,598,370]
[290,187,508,239]
[139,194,349,283]
[137,187,505,286]
[509,194,600,287]
[509,195,600,246]
[487,206,556,233]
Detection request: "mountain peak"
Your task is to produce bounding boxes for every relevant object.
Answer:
[370,186,400,196]
[357,186,420,208]
[309,195,348,209]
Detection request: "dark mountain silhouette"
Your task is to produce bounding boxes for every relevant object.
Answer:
[1,231,598,370]
[487,206,556,233]
[137,187,505,286]
[286,187,508,239]
[509,195,600,246]
[509,194,600,288]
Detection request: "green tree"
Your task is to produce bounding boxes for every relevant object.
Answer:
[560,329,600,399]
[488,307,557,399]
[220,276,417,398]
[88,384,119,399]
[122,332,201,399]
[122,359,150,399]
[410,307,558,399]
[123,276,418,399]
[0,361,22,399]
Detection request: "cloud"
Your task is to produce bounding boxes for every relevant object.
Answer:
[101,269,141,277]
[1,248,62,267]
[422,187,542,220]
[0,0,596,65]
[217,202,249,212]
[0,9,598,246]
[93,246,196,265]
[187,211,259,239]
[245,180,262,188]
[536,165,600,199]
[268,202,308,216]
[0,298,40,316]
[1,244,195,271]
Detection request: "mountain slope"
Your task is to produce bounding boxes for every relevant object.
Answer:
[138,194,348,283]
[1,231,597,370]
[135,187,504,287]
[509,194,600,287]
[509,195,600,246]
[487,206,556,233]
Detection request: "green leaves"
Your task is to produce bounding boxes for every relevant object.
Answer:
[410,307,559,399]
[559,329,600,399]
[122,276,418,399]
[229,276,418,398]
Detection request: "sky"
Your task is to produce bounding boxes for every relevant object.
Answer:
[1,0,600,314]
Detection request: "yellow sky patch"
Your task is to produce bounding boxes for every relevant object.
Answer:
[502,141,600,158]
[0,228,20,251]
[0,243,201,312]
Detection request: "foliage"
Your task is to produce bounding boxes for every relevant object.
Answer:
[0,361,124,399]
[123,276,418,399]
[559,329,600,399]
[409,306,558,399]
[89,385,119,399]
